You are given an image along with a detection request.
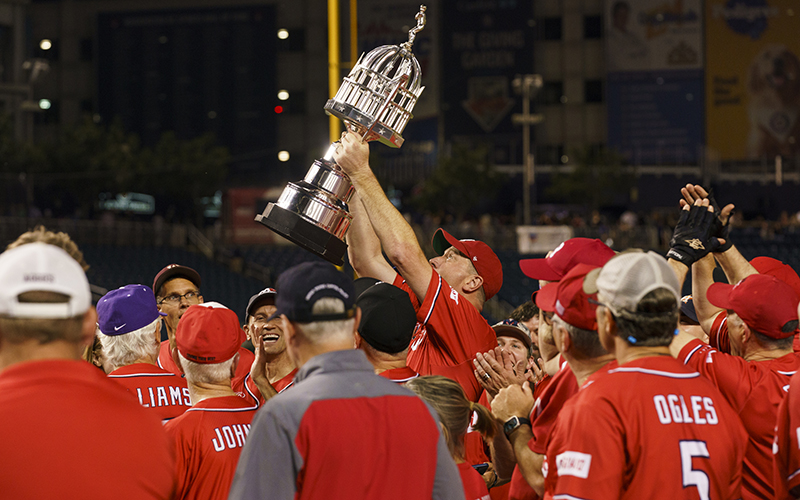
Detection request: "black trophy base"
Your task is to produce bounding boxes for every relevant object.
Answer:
[255,204,347,266]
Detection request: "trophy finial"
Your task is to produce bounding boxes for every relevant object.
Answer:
[401,5,427,52]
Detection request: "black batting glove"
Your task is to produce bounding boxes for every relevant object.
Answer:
[706,189,733,252]
[667,204,721,266]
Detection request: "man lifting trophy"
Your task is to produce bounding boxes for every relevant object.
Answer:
[255,5,427,266]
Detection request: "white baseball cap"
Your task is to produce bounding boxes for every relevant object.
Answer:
[0,243,91,319]
[583,250,680,316]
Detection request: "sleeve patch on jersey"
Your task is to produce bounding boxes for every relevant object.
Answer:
[555,451,592,479]
[449,287,459,304]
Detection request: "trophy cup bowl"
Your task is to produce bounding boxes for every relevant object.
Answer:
[255,5,427,266]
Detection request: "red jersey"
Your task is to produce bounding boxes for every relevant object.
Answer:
[464,392,510,500]
[543,356,747,500]
[394,271,497,402]
[108,363,191,422]
[0,359,175,500]
[165,395,258,500]
[506,373,556,500]
[680,338,800,499]
[459,462,491,500]
[378,365,420,383]
[506,360,606,500]
[775,371,800,499]
[157,340,255,396]
[530,361,579,454]
[242,368,298,406]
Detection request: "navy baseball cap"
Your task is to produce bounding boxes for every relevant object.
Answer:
[679,295,699,323]
[246,288,277,318]
[97,284,167,336]
[356,282,417,354]
[270,262,356,322]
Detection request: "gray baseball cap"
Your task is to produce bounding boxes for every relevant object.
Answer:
[583,250,680,316]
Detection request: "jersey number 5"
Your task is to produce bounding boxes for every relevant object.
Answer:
[680,440,710,500]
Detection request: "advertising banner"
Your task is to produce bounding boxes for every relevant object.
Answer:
[605,0,704,164]
[705,0,800,161]
[441,0,535,140]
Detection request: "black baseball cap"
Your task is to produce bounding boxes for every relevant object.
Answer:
[356,282,417,354]
[152,264,201,297]
[269,262,356,322]
[354,277,381,299]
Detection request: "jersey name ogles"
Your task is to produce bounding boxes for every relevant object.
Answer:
[135,386,191,408]
[652,394,719,425]
[211,423,251,452]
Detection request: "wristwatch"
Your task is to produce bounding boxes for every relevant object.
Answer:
[503,416,531,438]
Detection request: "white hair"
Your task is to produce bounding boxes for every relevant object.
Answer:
[296,298,356,343]
[178,351,236,384]
[98,318,160,372]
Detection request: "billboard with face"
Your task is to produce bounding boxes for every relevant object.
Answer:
[706,0,800,161]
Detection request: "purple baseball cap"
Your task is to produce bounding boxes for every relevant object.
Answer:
[97,284,167,336]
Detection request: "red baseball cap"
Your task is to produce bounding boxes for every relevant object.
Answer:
[707,274,799,339]
[520,238,615,281]
[535,263,599,331]
[175,302,246,363]
[751,257,800,299]
[432,228,503,300]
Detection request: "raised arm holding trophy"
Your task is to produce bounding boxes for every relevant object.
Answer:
[256,5,427,265]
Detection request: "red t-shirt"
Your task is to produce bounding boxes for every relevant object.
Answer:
[165,395,258,500]
[774,371,800,499]
[459,462,491,500]
[394,271,497,402]
[543,356,747,500]
[241,368,298,406]
[108,363,191,422]
[0,359,175,499]
[378,365,420,383]
[157,340,255,396]
[680,338,800,499]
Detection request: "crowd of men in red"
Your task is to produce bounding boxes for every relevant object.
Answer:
[1,131,799,500]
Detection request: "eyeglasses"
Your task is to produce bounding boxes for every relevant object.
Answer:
[158,291,201,305]
[541,310,554,325]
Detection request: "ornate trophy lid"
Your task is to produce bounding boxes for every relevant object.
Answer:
[324,5,427,148]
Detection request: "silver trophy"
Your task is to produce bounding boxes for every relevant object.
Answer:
[255,5,426,266]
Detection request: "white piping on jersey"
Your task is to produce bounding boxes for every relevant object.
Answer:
[388,374,419,383]
[716,315,727,337]
[683,344,705,365]
[156,357,164,369]
[608,366,700,379]
[777,371,798,376]
[279,381,294,393]
[552,494,590,500]
[788,467,800,481]
[186,405,259,413]
[243,374,261,409]
[421,274,442,326]
[109,372,176,378]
